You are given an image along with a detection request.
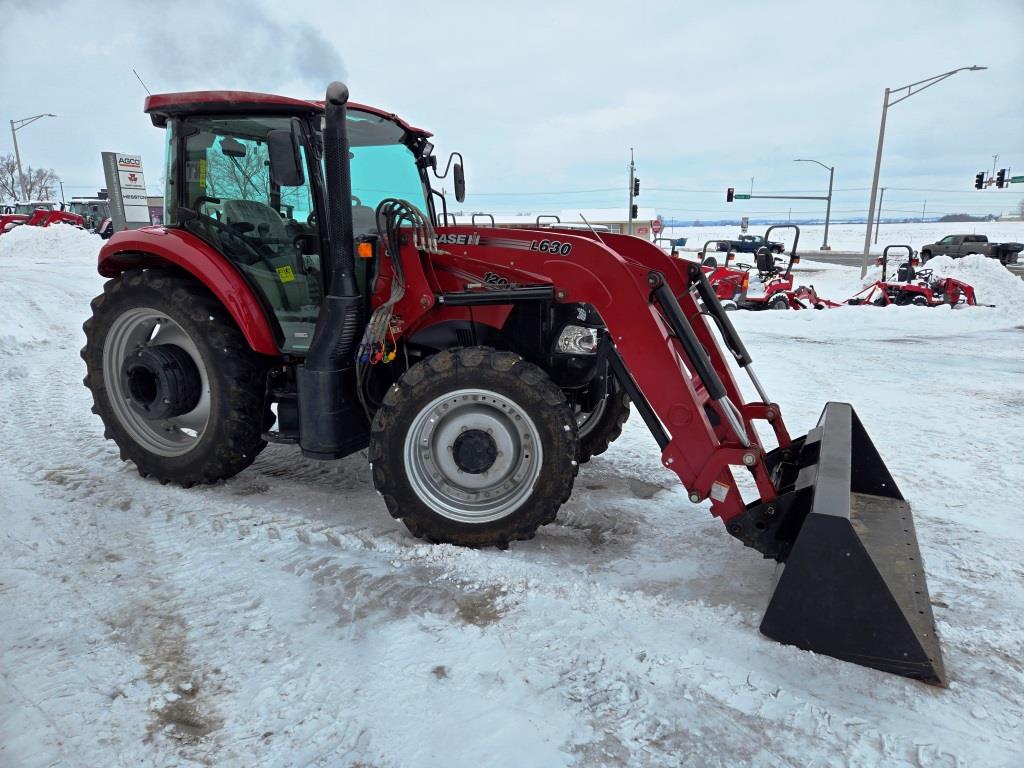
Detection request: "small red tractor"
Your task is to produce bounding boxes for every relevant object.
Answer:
[700,227,804,310]
[847,245,979,307]
[82,83,945,684]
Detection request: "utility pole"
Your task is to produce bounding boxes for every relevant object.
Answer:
[750,177,754,196]
[861,66,986,275]
[992,154,999,178]
[922,200,927,222]
[10,120,25,201]
[627,148,635,236]
[874,187,886,244]
[9,113,57,201]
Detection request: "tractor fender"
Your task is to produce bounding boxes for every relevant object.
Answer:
[97,227,279,355]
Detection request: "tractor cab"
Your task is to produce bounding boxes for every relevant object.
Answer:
[14,200,57,215]
[146,92,447,353]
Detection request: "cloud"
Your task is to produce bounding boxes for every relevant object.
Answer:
[140,4,345,92]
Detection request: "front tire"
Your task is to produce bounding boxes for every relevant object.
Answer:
[82,269,269,486]
[369,347,578,547]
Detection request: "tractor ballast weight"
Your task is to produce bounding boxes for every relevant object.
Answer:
[86,82,946,685]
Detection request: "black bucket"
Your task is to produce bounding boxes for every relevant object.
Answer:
[732,403,946,685]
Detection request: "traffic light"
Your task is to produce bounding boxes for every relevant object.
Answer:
[633,177,640,197]
[974,172,985,189]
[995,169,1006,188]
[726,187,735,202]
[630,204,638,219]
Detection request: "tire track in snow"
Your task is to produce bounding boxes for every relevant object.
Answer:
[3,252,1023,765]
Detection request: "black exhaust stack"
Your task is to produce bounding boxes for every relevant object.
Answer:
[296,81,368,459]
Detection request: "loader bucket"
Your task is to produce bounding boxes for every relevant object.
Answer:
[755,403,946,685]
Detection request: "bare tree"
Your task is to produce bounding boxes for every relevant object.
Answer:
[0,154,18,204]
[0,153,60,203]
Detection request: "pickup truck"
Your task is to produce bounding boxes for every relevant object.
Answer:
[920,234,1022,265]
[716,234,785,254]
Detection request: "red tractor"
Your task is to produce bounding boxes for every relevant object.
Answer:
[848,245,979,307]
[701,227,804,310]
[82,83,945,684]
[0,200,84,234]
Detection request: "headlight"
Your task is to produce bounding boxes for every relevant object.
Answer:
[555,325,599,355]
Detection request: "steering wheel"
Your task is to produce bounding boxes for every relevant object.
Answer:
[186,207,273,268]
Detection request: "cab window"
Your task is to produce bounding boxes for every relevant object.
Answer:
[180,116,321,353]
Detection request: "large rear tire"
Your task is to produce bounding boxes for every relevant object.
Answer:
[369,347,578,548]
[82,269,269,486]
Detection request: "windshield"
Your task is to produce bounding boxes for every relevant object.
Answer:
[327,109,429,236]
[15,202,55,214]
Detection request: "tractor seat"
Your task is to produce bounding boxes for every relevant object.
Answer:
[755,248,775,275]
[222,199,289,242]
[351,202,377,238]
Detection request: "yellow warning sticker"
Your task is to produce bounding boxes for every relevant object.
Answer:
[198,158,206,187]
[276,265,295,283]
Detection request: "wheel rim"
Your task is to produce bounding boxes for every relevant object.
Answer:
[102,307,211,457]
[403,388,543,524]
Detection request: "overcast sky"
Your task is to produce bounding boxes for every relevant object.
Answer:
[2,0,1021,221]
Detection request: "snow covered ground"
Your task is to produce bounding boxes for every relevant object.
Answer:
[2,225,1023,767]
[664,221,1024,255]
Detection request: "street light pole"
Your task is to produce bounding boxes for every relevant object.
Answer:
[794,158,835,250]
[861,66,986,276]
[9,113,57,201]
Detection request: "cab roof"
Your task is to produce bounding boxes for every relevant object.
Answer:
[144,90,432,138]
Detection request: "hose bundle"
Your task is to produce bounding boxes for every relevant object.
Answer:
[355,198,436,417]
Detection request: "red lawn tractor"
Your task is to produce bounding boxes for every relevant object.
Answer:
[694,240,749,309]
[82,83,946,684]
[848,245,979,307]
[701,227,805,310]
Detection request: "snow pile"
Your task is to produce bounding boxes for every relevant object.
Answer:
[0,222,101,263]
[920,255,1024,311]
[0,225,102,357]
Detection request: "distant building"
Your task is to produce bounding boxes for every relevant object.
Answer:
[451,207,661,240]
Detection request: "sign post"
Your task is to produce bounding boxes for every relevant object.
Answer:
[651,219,663,236]
[101,152,151,232]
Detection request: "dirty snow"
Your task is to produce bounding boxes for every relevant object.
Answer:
[1,226,1023,767]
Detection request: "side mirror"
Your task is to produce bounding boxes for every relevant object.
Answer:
[453,162,466,203]
[267,126,305,187]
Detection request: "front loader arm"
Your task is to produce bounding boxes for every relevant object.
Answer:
[395,226,791,522]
